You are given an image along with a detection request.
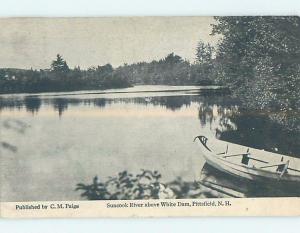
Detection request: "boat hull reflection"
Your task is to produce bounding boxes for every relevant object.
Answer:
[200,163,300,198]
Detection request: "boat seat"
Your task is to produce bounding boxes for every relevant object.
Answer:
[241,154,250,165]
[277,163,289,174]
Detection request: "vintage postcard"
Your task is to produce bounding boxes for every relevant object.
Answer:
[0,16,300,218]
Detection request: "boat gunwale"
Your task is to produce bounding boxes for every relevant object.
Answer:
[203,150,300,182]
[215,155,300,178]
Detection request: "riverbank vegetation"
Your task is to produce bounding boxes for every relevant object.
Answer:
[210,16,300,132]
[75,170,233,200]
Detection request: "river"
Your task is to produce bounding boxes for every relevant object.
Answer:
[0,85,299,201]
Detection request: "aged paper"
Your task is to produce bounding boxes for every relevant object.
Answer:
[0,17,299,218]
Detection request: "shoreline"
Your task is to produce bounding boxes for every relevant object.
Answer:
[0,85,228,98]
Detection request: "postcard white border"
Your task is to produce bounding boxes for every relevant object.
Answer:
[1,197,299,218]
[0,0,300,232]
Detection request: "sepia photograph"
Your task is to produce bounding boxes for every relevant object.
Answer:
[0,16,300,206]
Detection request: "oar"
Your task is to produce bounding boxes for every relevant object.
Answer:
[288,167,300,173]
[260,163,286,169]
[260,161,290,171]
[224,154,269,164]
[248,157,269,164]
[223,148,250,158]
[222,147,269,164]
[223,153,247,158]
[260,161,291,178]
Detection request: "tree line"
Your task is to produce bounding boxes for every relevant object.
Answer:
[114,52,216,86]
[0,54,132,93]
[0,51,218,94]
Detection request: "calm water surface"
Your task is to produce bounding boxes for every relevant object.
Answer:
[0,85,299,201]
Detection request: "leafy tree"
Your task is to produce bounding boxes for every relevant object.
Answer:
[211,16,300,131]
[76,170,221,200]
[196,41,214,64]
[193,41,217,85]
[162,52,183,65]
[97,63,113,74]
[76,170,173,200]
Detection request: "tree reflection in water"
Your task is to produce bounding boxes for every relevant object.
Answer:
[0,92,300,156]
[52,98,69,117]
[1,92,299,156]
[194,96,300,157]
[24,96,41,114]
[218,112,300,156]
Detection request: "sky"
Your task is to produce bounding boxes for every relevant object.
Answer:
[0,17,219,69]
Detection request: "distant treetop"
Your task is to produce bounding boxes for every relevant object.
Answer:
[51,54,70,73]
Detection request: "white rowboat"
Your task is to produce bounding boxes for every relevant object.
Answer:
[195,136,300,183]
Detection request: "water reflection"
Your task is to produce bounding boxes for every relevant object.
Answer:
[0,97,23,111]
[0,95,199,114]
[1,91,300,156]
[200,163,300,197]
[93,98,107,108]
[218,112,300,156]
[24,97,41,114]
[52,98,69,117]
[112,96,194,111]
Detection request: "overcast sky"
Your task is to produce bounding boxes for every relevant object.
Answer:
[0,17,219,69]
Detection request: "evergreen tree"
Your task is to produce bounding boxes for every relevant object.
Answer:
[51,54,70,73]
